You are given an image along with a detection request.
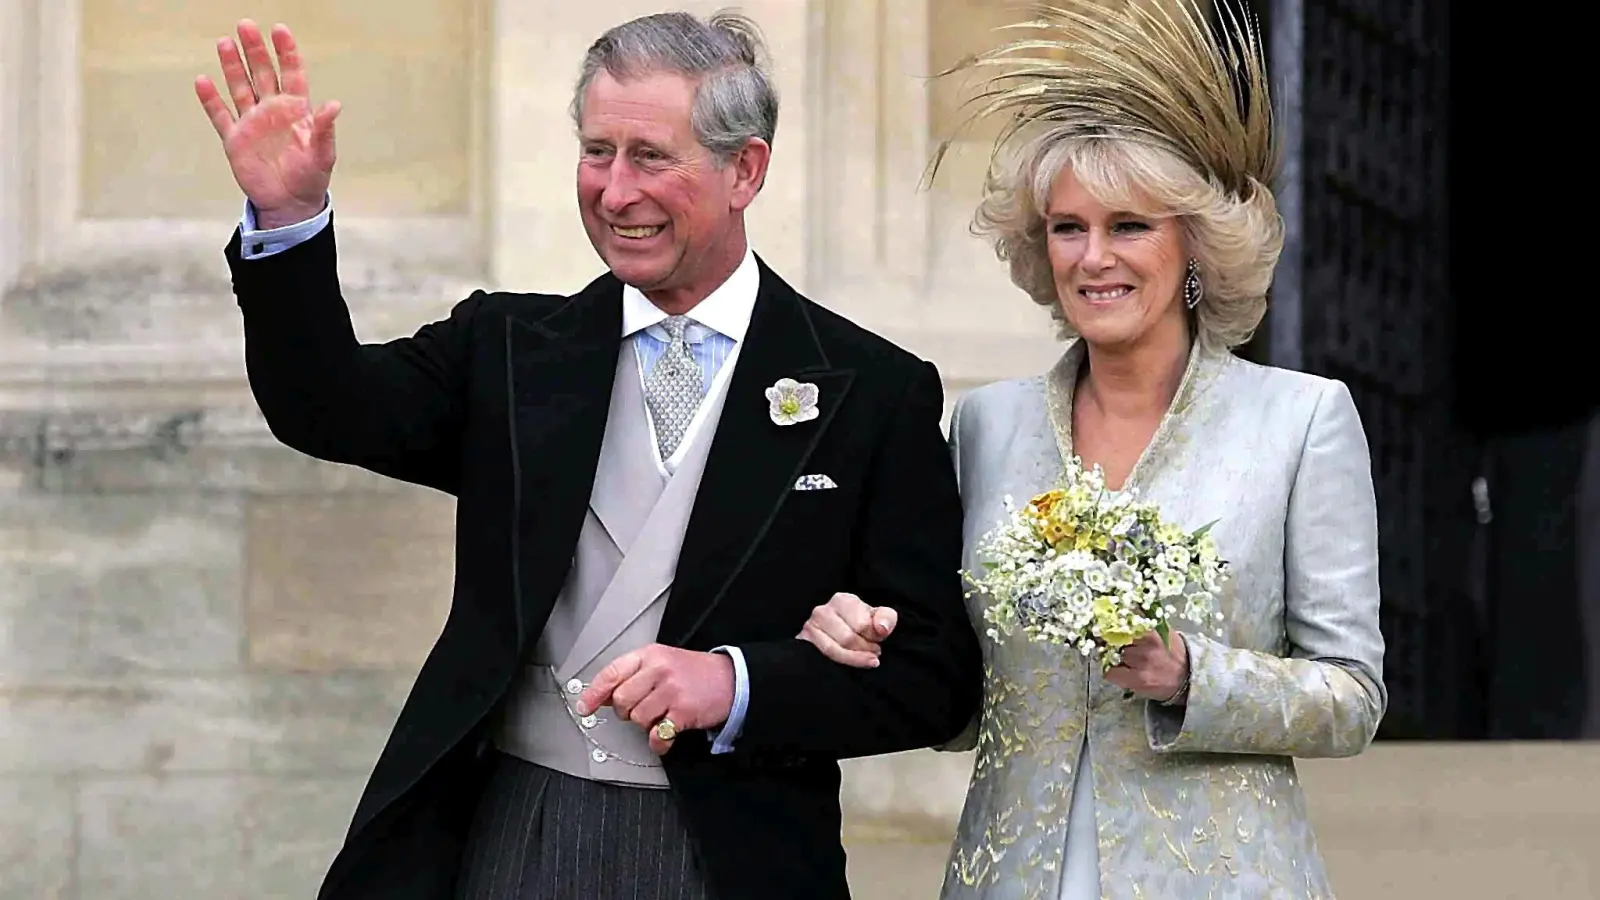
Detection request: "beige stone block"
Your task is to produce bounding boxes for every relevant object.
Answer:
[0,678,254,775]
[236,777,366,893]
[0,567,85,678]
[0,671,412,777]
[0,777,76,900]
[0,563,243,677]
[27,442,408,495]
[245,490,455,671]
[79,0,484,219]
[927,0,1192,141]
[74,775,361,900]
[926,0,1027,144]
[0,493,243,569]
[244,672,412,772]
[0,490,243,672]
[0,494,246,676]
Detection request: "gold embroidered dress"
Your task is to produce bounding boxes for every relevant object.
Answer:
[939,340,1386,900]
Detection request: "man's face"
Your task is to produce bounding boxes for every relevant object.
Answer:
[576,69,764,310]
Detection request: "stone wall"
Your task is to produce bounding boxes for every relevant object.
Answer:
[0,216,476,894]
[0,400,451,897]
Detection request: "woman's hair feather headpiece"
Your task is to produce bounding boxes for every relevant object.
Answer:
[928,0,1277,201]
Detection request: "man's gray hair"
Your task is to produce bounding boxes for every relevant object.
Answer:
[570,10,779,162]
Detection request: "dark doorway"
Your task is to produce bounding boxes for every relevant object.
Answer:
[1253,0,1474,738]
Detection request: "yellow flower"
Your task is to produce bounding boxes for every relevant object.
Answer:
[1026,490,1077,546]
[1040,525,1067,547]
[1026,489,1066,519]
[1091,597,1144,647]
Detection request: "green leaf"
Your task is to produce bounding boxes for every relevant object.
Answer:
[1190,520,1219,539]
[1155,621,1171,646]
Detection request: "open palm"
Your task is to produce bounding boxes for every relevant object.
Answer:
[195,20,339,227]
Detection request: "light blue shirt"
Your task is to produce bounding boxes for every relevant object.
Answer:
[633,323,737,397]
[238,195,333,259]
[239,195,754,755]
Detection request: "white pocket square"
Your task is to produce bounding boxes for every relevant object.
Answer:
[793,474,838,491]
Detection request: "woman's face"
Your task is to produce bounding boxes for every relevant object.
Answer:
[1045,168,1189,352]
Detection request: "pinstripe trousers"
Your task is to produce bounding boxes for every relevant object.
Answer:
[454,750,715,900]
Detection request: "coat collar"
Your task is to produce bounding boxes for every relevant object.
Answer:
[1043,336,1233,493]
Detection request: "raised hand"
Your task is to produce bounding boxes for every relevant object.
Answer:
[195,20,339,229]
[797,592,898,669]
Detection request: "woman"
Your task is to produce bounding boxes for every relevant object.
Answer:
[799,2,1385,898]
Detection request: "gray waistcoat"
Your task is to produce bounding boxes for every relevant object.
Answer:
[494,341,730,788]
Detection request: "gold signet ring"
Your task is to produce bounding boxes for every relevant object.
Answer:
[653,718,678,742]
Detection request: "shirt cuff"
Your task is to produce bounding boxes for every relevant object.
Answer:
[707,646,749,755]
[239,192,333,260]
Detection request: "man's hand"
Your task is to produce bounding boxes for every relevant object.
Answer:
[798,592,898,668]
[195,19,339,228]
[576,645,735,755]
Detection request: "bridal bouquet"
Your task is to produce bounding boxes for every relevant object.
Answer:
[964,457,1229,670]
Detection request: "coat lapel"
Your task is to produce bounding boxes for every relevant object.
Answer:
[660,259,855,644]
[505,275,624,649]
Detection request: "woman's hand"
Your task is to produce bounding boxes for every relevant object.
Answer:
[797,592,899,669]
[1105,630,1190,703]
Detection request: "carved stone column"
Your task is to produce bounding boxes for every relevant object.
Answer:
[806,0,1063,396]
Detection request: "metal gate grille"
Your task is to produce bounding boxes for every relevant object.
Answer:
[1290,0,1459,736]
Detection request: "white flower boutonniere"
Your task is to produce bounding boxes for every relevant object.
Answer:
[765,378,820,426]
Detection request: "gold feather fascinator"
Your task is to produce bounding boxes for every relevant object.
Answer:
[927,0,1278,202]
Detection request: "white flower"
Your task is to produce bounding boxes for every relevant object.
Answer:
[1155,568,1186,597]
[765,378,820,426]
[1057,549,1095,570]
[1082,563,1111,592]
[1108,561,1139,589]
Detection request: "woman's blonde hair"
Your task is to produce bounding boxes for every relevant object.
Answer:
[972,128,1283,350]
[927,0,1282,350]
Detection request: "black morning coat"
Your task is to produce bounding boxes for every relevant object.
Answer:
[225,219,983,899]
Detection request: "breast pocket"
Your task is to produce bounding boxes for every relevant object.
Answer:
[790,473,841,493]
[766,468,857,568]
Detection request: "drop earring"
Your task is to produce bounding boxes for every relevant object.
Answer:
[1183,258,1204,310]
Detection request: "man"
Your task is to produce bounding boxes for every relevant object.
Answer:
[193,12,982,900]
